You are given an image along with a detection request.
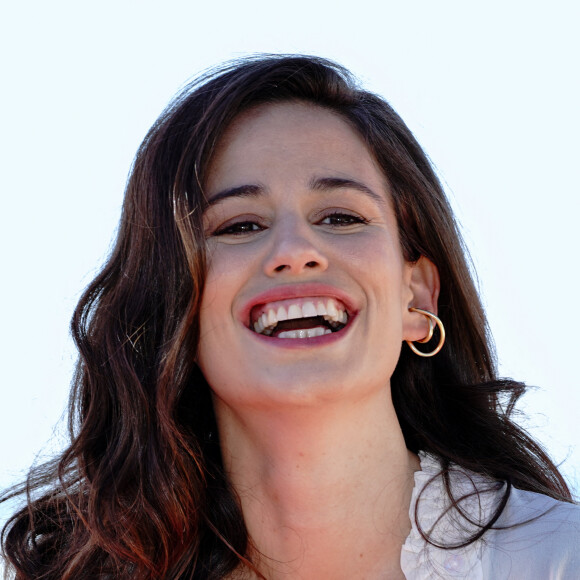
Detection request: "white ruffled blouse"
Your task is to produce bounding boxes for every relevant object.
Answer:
[400,452,580,579]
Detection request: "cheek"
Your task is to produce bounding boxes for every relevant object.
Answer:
[343,235,406,295]
[345,238,409,341]
[198,263,233,358]
[200,240,270,333]
[197,283,232,393]
[204,242,261,286]
[201,246,244,313]
[197,247,252,374]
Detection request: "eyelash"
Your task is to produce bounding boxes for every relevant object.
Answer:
[213,221,266,236]
[318,212,369,227]
[211,211,369,237]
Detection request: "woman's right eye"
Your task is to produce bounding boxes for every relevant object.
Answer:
[213,220,265,236]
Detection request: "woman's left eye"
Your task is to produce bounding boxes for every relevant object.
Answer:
[318,212,369,227]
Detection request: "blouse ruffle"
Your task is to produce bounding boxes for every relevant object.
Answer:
[400,452,504,579]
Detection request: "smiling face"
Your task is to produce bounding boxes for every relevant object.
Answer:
[198,102,433,409]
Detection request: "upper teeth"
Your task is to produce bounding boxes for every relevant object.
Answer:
[253,298,348,335]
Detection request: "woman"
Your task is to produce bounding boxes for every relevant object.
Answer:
[1,55,578,579]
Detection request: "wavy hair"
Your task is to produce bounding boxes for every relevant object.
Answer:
[1,55,572,579]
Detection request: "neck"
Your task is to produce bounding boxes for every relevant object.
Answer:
[215,387,420,579]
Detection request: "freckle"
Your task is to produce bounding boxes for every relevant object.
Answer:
[359,553,363,558]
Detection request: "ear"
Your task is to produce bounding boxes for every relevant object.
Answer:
[402,256,440,342]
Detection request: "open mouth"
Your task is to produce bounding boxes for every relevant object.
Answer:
[251,297,349,339]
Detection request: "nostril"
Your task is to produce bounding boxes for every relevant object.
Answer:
[272,261,318,273]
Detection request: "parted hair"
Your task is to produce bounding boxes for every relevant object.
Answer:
[1,55,572,579]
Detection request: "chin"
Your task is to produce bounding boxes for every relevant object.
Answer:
[208,361,395,411]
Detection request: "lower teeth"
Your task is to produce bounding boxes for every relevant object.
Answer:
[277,326,332,339]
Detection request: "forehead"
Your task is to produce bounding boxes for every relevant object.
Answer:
[206,101,389,195]
[221,101,361,143]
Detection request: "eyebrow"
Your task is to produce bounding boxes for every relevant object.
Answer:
[205,184,263,208]
[205,176,385,208]
[308,176,385,204]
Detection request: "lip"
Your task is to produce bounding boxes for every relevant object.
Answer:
[240,283,358,346]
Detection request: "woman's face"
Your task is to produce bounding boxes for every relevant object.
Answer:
[198,102,425,409]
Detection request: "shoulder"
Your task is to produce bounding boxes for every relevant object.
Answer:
[483,486,580,579]
[401,453,580,580]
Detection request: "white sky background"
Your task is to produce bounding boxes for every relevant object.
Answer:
[1,0,578,534]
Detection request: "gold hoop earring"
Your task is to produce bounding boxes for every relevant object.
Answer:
[406,308,445,357]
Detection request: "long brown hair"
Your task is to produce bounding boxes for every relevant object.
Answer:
[1,55,572,579]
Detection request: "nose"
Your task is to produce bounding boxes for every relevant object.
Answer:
[263,218,329,276]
